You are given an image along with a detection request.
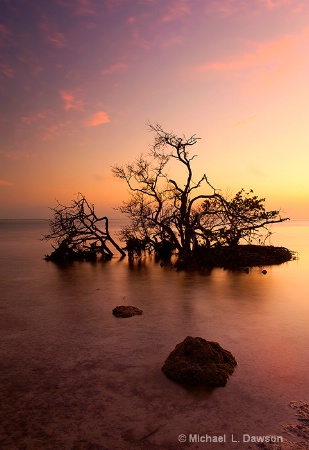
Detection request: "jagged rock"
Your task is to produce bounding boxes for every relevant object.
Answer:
[112,305,143,318]
[162,336,237,387]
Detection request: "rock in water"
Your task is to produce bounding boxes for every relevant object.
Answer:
[162,336,237,387]
[112,305,143,318]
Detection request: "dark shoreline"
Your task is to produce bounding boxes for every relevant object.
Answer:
[175,245,296,270]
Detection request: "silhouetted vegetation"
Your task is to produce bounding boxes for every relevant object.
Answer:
[43,124,293,269]
[43,193,125,262]
[112,123,292,267]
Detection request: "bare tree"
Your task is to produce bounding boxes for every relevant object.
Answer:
[112,123,224,256]
[112,124,289,259]
[43,193,125,261]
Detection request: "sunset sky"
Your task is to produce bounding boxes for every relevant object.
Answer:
[0,0,308,219]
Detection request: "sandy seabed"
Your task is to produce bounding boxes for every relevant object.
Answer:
[1,305,308,450]
[1,220,308,449]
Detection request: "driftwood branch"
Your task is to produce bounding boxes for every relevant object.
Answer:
[43,193,125,262]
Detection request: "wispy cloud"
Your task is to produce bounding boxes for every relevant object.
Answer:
[41,123,65,141]
[257,0,304,11]
[161,0,191,23]
[59,91,84,111]
[0,63,14,79]
[85,111,110,127]
[101,63,127,76]
[74,0,97,16]
[126,15,152,50]
[40,19,67,48]
[47,32,67,48]
[204,0,306,17]
[0,22,14,49]
[230,115,257,127]
[19,111,69,141]
[21,112,47,124]
[0,23,10,35]
[161,35,183,48]
[194,36,295,74]
[0,179,14,186]
[0,150,32,160]
[192,27,309,76]
[17,51,45,77]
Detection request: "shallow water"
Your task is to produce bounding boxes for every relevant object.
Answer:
[0,220,308,449]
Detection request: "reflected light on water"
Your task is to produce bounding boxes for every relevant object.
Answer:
[0,219,308,449]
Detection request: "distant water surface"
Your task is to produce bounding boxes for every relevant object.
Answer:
[0,219,308,449]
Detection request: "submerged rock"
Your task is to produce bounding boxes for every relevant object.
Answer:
[112,305,143,318]
[162,336,237,387]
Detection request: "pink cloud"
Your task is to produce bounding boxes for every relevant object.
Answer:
[47,32,67,48]
[204,0,306,17]
[0,150,32,160]
[0,23,11,37]
[257,0,297,10]
[0,179,14,186]
[161,0,191,22]
[101,63,127,76]
[0,23,9,33]
[0,64,14,79]
[0,23,13,49]
[41,124,65,141]
[193,28,309,75]
[127,17,136,25]
[59,90,84,111]
[161,35,183,48]
[40,20,67,48]
[21,112,47,124]
[126,16,151,50]
[204,0,236,17]
[17,51,45,77]
[85,111,110,127]
[74,0,97,16]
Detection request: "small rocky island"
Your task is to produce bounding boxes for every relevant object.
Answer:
[112,305,143,318]
[162,336,237,387]
[175,244,294,270]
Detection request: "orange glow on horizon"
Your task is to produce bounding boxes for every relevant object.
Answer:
[0,0,308,219]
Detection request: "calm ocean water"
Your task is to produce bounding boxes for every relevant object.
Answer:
[0,219,308,449]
